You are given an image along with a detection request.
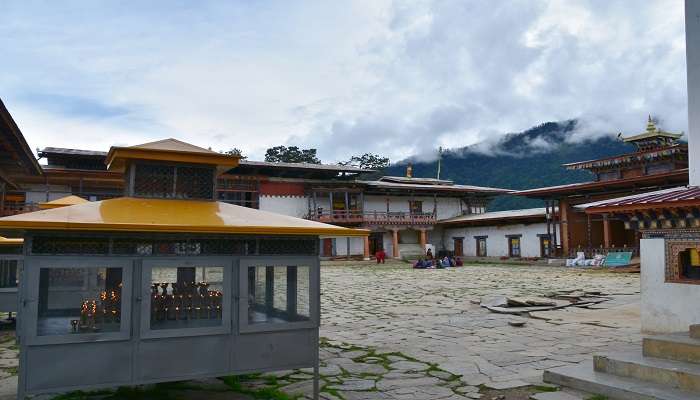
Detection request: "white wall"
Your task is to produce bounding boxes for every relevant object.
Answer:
[687,0,700,185]
[641,238,700,333]
[259,195,309,218]
[444,222,548,258]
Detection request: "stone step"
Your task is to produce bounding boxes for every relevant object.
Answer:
[594,351,700,392]
[690,324,700,339]
[644,333,700,364]
[544,361,698,400]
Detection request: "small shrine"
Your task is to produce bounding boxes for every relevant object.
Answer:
[0,138,366,399]
[622,115,684,151]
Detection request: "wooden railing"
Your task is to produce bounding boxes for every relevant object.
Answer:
[307,210,437,225]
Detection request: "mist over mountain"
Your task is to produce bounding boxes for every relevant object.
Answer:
[385,121,636,211]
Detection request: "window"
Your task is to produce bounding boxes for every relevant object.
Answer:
[217,176,260,208]
[476,237,487,257]
[679,248,700,280]
[149,266,224,330]
[0,260,18,288]
[247,265,310,325]
[508,236,521,257]
[540,236,551,258]
[409,201,423,214]
[37,267,123,336]
[133,164,214,200]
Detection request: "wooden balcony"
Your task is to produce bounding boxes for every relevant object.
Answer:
[307,209,436,226]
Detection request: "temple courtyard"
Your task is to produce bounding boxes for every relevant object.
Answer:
[0,261,642,400]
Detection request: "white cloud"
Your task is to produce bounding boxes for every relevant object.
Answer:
[0,0,688,163]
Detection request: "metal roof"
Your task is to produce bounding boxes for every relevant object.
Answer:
[514,168,689,197]
[578,186,700,213]
[378,176,454,185]
[360,180,512,194]
[39,147,108,157]
[238,160,373,173]
[38,195,89,210]
[439,207,549,226]
[0,197,368,236]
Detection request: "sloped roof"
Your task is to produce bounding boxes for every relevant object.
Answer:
[378,176,454,185]
[238,160,373,173]
[578,186,700,214]
[38,195,90,209]
[40,147,107,157]
[439,207,549,226]
[129,138,218,154]
[0,197,368,236]
[106,138,239,172]
[622,117,683,143]
[360,180,512,194]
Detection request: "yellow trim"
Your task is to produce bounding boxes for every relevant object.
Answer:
[0,197,369,237]
[106,148,239,172]
[0,220,368,236]
[0,236,23,246]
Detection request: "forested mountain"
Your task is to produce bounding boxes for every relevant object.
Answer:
[384,121,636,211]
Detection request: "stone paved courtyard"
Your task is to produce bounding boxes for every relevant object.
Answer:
[1,261,643,399]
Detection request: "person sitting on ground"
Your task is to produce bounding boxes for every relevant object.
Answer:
[426,248,434,260]
[441,256,451,268]
[455,257,463,267]
[449,256,456,267]
[413,258,427,269]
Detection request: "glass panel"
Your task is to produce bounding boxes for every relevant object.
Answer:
[149,266,224,330]
[0,260,17,288]
[247,265,310,325]
[37,267,123,336]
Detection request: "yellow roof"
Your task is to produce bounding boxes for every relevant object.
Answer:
[0,236,22,246]
[38,195,89,210]
[106,138,239,173]
[0,197,368,236]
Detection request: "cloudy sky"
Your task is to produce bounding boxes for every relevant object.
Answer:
[0,0,688,163]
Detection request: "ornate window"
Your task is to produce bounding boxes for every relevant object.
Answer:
[666,240,700,283]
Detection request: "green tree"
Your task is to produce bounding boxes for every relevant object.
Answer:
[264,146,321,164]
[223,147,246,159]
[342,153,390,170]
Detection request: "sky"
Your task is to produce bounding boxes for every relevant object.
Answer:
[0,0,689,164]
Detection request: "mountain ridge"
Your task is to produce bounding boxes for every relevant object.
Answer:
[385,120,637,211]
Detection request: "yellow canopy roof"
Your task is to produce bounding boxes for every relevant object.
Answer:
[106,138,240,173]
[0,236,23,246]
[0,197,368,236]
[38,195,89,210]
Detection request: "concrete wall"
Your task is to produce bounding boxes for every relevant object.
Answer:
[444,222,548,258]
[331,237,365,256]
[641,238,700,333]
[259,195,309,218]
[687,0,700,186]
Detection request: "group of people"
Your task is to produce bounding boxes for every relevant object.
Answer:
[413,248,463,269]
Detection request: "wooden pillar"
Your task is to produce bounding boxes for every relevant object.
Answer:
[603,214,611,248]
[363,235,370,260]
[586,214,592,247]
[392,229,399,258]
[559,198,570,255]
[329,192,333,217]
[419,229,427,252]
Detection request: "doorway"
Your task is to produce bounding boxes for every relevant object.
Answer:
[453,237,464,257]
[322,238,333,257]
[369,232,384,255]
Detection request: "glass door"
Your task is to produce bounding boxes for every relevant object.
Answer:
[141,257,232,339]
[239,257,319,333]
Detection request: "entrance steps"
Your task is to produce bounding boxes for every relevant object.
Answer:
[544,325,700,399]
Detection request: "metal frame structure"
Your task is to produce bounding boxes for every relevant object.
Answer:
[17,233,322,399]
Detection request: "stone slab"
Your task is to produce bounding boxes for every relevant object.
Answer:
[530,392,584,400]
[594,351,700,392]
[544,361,699,400]
[644,333,700,364]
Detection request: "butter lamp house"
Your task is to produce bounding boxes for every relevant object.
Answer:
[0,139,366,399]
